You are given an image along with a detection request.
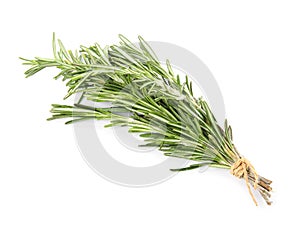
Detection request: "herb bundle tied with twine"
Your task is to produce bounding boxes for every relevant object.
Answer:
[20,34,272,205]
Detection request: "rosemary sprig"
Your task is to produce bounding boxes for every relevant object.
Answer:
[20,33,272,205]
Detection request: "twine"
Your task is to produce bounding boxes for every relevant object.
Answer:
[230,157,259,206]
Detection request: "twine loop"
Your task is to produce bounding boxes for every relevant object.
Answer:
[230,157,259,206]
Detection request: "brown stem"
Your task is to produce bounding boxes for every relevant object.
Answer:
[248,171,272,205]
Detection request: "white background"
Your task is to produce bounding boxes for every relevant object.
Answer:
[1,0,300,224]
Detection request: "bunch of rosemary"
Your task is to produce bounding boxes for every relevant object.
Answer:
[21,34,272,205]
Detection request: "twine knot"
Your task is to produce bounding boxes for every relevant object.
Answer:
[230,157,259,206]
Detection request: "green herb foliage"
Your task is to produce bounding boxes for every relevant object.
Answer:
[21,34,272,205]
